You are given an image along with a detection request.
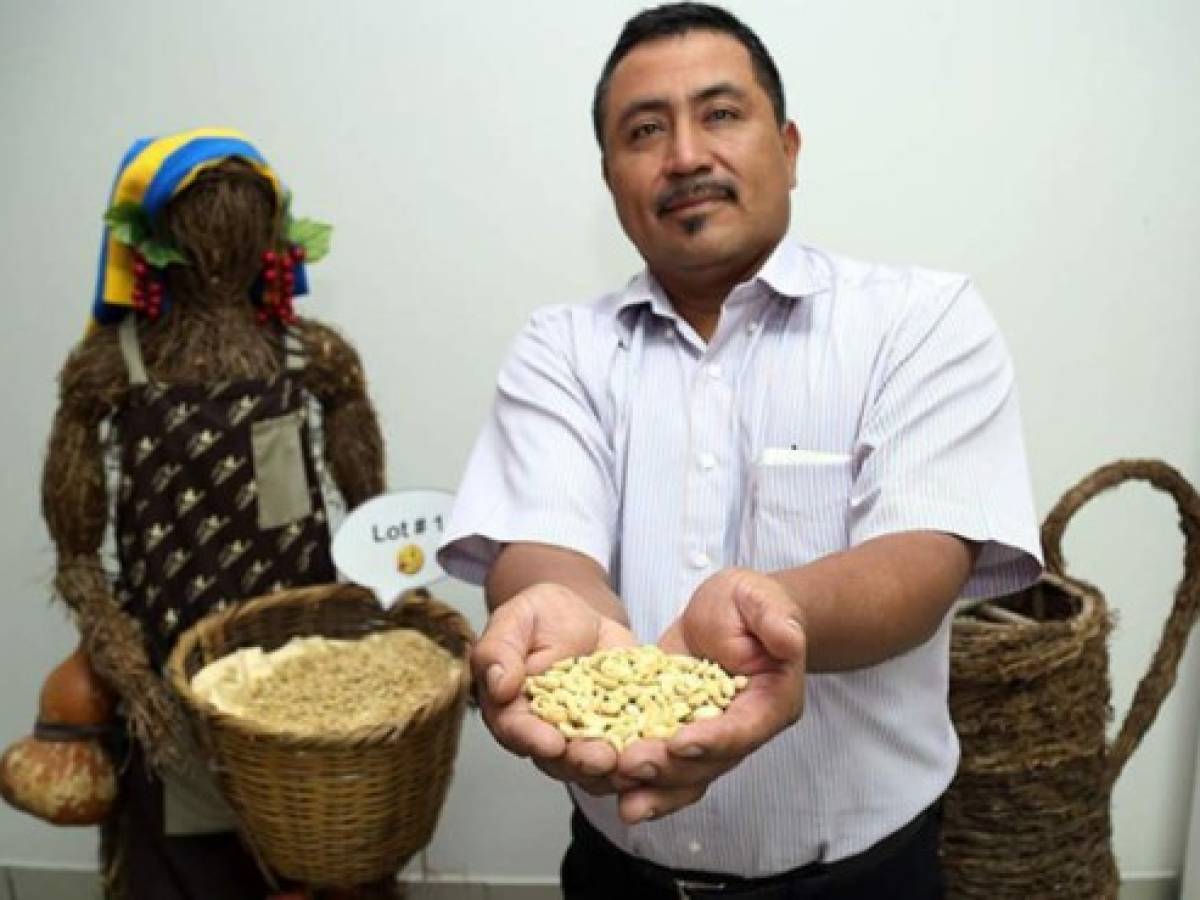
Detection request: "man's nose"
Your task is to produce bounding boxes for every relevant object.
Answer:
[665,122,710,176]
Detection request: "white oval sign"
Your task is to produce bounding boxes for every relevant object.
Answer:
[331,489,454,605]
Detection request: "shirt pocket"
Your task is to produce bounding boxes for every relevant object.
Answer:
[250,411,313,530]
[750,454,853,571]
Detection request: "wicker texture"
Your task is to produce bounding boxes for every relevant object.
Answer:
[942,460,1200,898]
[167,584,474,889]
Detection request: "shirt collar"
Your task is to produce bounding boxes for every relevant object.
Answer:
[754,235,824,301]
[612,235,825,325]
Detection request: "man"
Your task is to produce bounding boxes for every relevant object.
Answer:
[438,4,1041,897]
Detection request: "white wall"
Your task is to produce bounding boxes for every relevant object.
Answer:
[2,0,1198,883]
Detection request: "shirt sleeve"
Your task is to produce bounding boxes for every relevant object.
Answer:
[849,276,1043,599]
[437,307,618,586]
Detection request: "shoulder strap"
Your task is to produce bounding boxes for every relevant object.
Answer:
[118,316,149,385]
[283,326,306,373]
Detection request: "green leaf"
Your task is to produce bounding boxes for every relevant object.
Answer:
[286,217,333,263]
[104,202,150,247]
[137,240,187,268]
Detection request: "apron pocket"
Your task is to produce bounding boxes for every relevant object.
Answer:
[162,735,239,836]
[251,411,313,530]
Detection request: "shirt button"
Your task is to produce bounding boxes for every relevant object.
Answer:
[697,452,717,471]
[689,551,711,570]
[688,840,702,854]
[706,363,722,379]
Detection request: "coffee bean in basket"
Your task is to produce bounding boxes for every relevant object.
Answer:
[191,630,463,734]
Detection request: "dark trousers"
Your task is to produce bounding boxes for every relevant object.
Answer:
[561,806,944,899]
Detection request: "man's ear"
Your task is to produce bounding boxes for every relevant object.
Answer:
[782,121,801,189]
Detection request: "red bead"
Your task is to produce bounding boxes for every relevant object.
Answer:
[263,268,277,284]
[289,245,306,262]
[262,250,277,267]
[149,283,164,299]
[133,260,148,278]
[283,273,296,288]
[282,255,295,271]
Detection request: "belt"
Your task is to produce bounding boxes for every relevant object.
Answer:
[571,802,939,899]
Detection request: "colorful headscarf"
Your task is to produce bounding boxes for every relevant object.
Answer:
[91,127,311,327]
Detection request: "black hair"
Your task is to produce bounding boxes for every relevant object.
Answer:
[592,2,786,148]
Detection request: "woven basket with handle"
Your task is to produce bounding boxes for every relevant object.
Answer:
[941,459,1200,898]
[167,583,474,889]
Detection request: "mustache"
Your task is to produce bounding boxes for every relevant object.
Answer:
[655,178,737,216]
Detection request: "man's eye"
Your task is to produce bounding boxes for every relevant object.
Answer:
[707,108,740,123]
[630,122,662,141]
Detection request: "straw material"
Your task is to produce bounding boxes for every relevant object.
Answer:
[57,557,190,769]
[167,584,474,889]
[943,575,1118,897]
[942,459,1200,899]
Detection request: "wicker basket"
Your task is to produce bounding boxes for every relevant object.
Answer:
[942,460,1200,898]
[166,583,474,889]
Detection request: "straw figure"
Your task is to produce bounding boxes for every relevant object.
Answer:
[17,129,391,899]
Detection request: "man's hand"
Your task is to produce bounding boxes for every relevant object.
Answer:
[472,581,641,795]
[614,568,806,823]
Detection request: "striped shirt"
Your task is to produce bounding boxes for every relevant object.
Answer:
[438,236,1042,876]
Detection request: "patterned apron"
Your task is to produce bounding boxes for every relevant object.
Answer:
[106,318,337,897]
[113,317,336,667]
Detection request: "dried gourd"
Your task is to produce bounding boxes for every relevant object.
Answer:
[0,644,117,826]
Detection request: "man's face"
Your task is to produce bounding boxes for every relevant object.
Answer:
[601,30,800,278]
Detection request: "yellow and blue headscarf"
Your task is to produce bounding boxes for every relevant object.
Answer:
[91,127,310,327]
